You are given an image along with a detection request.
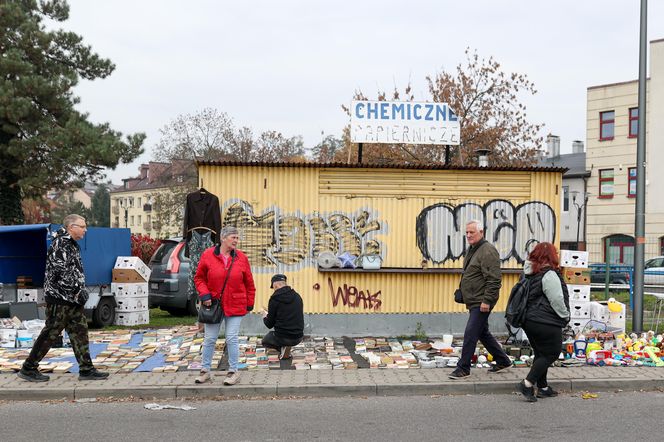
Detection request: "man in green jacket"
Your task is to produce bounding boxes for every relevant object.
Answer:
[449,220,512,379]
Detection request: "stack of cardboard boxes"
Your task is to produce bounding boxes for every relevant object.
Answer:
[561,250,591,335]
[561,250,627,334]
[111,257,151,326]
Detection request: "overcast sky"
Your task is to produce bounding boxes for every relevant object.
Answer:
[62,0,664,184]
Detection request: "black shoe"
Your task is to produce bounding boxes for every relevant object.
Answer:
[517,380,537,402]
[79,369,109,381]
[18,368,50,383]
[488,362,513,373]
[536,386,559,398]
[448,368,470,379]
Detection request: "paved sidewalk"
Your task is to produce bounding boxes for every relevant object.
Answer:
[1,366,662,401]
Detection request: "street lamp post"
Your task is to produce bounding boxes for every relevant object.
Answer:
[572,191,588,251]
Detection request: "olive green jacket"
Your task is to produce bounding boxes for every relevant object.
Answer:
[459,240,502,309]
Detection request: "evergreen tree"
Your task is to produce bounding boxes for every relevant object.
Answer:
[89,183,110,227]
[0,0,145,224]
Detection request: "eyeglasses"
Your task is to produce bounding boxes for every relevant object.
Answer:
[71,224,87,230]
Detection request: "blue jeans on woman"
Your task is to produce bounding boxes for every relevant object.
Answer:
[201,315,243,372]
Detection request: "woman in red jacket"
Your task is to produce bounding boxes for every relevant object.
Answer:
[194,226,255,385]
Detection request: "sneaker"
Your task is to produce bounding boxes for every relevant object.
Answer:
[488,362,513,373]
[536,386,559,398]
[195,370,211,384]
[517,380,537,402]
[223,371,240,386]
[78,368,109,381]
[279,346,292,360]
[18,368,49,383]
[448,368,470,379]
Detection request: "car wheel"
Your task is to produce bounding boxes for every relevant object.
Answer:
[186,294,200,316]
[92,297,116,328]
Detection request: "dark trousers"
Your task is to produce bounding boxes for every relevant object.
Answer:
[458,307,511,372]
[261,331,301,350]
[522,321,562,388]
[22,304,93,372]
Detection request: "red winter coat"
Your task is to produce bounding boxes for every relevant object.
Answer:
[194,248,256,317]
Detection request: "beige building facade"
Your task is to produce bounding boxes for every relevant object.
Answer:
[586,38,664,264]
[110,161,194,238]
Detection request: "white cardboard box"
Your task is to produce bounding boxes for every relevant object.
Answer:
[567,284,591,302]
[569,319,590,336]
[560,250,589,268]
[0,328,17,348]
[111,282,148,298]
[589,300,626,329]
[114,310,149,326]
[115,296,148,312]
[17,289,39,303]
[569,300,590,319]
[113,256,151,282]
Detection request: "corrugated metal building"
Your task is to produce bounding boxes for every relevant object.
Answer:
[197,160,564,334]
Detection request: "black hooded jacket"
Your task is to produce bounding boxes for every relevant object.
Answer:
[263,286,304,340]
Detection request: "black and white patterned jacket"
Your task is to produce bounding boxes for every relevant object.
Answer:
[44,227,89,306]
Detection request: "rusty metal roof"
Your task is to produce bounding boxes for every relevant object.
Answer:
[195,159,567,173]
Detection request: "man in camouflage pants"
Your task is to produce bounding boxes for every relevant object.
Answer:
[18,214,109,382]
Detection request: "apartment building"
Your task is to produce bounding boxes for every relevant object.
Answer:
[538,136,590,251]
[585,38,664,264]
[109,160,195,237]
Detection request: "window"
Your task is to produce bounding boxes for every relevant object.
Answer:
[138,215,142,225]
[600,111,615,140]
[599,169,614,198]
[137,197,142,206]
[562,186,569,212]
[629,107,638,138]
[628,167,637,198]
[130,216,134,226]
[604,234,635,265]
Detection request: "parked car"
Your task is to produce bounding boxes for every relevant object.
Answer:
[589,264,631,285]
[148,239,197,315]
[644,256,664,285]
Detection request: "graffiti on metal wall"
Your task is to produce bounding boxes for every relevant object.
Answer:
[222,199,386,269]
[416,199,556,264]
[311,278,382,311]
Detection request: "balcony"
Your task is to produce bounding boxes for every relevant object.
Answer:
[112,206,119,215]
[143,222,152,231]
[143,204,152,212]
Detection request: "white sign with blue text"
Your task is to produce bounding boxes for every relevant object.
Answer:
[350,100,460,145]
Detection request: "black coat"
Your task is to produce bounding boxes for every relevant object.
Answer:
[182,189,221,255]
[525,270,570,327]
[263,286,304,340]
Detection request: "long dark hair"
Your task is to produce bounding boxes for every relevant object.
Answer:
[528,242,560,274]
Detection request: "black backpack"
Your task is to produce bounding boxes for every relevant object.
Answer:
[505,277,531,329]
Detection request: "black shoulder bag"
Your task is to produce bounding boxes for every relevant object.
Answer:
[198,254,235,324]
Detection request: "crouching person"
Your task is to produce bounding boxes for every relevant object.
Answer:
[261,274,304,360]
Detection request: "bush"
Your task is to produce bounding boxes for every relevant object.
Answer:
[131,234,161,264]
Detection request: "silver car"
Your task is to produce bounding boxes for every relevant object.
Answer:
[147,239,197,316]
[645,256,664,286]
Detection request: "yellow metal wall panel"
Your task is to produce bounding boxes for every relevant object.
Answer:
[197,164,559,314]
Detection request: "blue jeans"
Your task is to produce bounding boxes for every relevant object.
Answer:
[201,315,243,372]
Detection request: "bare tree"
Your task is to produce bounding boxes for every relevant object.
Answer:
[336,49,543,167]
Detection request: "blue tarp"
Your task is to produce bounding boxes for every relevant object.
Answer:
[0,224,131,285]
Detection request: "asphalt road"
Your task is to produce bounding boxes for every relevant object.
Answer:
[2,391,662,441]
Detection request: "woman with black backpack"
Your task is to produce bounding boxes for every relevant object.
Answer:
[517,242,570,402]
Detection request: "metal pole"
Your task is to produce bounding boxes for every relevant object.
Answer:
[632,0,648,333]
